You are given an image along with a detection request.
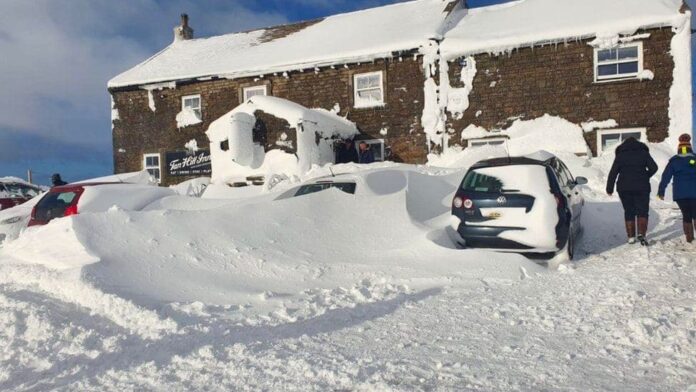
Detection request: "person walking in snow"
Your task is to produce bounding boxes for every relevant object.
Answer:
[606,137,658,246]
[657,134,696,244]
[51,173,67,187]
[358,141,375,164]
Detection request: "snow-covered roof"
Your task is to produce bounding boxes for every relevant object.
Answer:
[108,0,453,89]
[441,0,687,59]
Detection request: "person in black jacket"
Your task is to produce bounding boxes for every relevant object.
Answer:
[336,139,359,164]
[51,173,67,187]
[606,137,658,245]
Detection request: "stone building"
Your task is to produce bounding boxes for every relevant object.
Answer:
[108,0,692,185]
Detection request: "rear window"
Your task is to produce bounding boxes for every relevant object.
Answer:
[34,191,79,222]
[295,182,357,197]
[461,165,548,193]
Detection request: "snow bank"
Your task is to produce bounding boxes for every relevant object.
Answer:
[441,0,686,59]
[109,0,452,88]
[73,170,155,185]
[206,96,359,183]
[176,107,202,128]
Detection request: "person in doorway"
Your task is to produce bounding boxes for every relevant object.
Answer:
[51,173,67,187]
[336,139,359,164]
[358,141,375,164]
[606,137,658,246]
[657,133,696,244]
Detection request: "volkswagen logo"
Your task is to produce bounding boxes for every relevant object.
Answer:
[496,196,507,205]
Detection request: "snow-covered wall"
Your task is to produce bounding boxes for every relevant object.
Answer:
[206,96,359,183]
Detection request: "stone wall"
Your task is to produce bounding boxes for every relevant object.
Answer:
[445,27,674,156]
[111,57,428,185]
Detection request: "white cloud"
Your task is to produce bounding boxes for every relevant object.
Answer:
[0,0,287,147]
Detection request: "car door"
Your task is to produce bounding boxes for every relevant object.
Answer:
[558,161,583,227]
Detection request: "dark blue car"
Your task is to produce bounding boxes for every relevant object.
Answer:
[447,152,587,260]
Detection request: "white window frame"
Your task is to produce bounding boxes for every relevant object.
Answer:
[356,139,386,162]
[143,153,162,184]
[353,71,385,109]
[243,85,267,101]
[468,137,508,148]
[181,94,202,120]
[596,128,647,155]
[593,42,643,83]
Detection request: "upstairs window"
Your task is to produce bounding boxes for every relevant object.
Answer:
[243,85,267,101]
[354,72,384,108]
[143,153,161,183]
[594,43,643,82]
[182,95,202,120]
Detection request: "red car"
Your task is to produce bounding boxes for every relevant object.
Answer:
[0,179,43,211]
[28,182,176,226]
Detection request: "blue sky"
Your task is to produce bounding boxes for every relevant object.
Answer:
[0,0,692,185]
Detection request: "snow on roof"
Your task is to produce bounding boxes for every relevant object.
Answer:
[441,0,687,59]
[108,0,452,89]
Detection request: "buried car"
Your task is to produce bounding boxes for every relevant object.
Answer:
[0,178,43,211]
[28,182,175,226]
[448,151,587,260]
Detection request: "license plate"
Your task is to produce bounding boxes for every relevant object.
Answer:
[486,212,502,219]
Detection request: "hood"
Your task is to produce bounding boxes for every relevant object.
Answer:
[616,137,648,154]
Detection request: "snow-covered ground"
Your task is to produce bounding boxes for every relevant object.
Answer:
[0,153,695,391]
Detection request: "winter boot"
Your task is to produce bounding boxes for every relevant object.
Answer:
[625,220,637,244]
[685,222,694,244]
[637,217,649,246]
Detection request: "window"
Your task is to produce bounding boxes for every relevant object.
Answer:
[357,139,386,161]
[468,137,507,148]
[243,85,267,101]
[354,72,384,108]
[294,182,357,197]
[597,128,647,154]
[182,95,202,120]
[594,43,643,82]
[143,153,161,183]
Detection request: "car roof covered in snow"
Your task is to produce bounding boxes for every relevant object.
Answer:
[108,0,453,88]
[470,155,554,169]
[441,0,687,59]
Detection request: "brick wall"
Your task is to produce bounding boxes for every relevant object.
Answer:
[111,57,428,185]
[445,27,674,156]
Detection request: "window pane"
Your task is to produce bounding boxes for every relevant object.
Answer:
[602,134,621,150]
[244,87,266,100]
[618,61,638,74]
[621,132,642,141]
[489,140,505,146]
[357,88,382,102]
[357,74,380,90]
[598,64,617,77]
[597,49,617,62]
[184,97,200,109]
[618,46,638,60]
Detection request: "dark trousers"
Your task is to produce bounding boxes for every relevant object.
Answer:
[618,191,650,221]
[676,199,696,223]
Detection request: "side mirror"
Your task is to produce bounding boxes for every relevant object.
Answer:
[575,177,588,186]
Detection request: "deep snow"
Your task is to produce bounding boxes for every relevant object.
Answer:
[0,153,695,391]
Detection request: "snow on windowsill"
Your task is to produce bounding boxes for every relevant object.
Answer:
[353,101,386,110]
[176,107,203,128]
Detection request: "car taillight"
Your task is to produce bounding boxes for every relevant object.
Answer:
[453,197,474,209]
[555,194,565,209]
[64,205,78,217]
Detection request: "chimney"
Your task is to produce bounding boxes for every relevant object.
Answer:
[174,13,194,42]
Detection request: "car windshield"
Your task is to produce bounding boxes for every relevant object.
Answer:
[2,183,41,199]
[461,165,546,193]
[295,182,357,197]
[33,191,78,222]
